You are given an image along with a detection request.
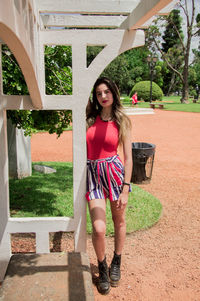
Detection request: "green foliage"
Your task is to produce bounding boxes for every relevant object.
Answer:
[87,46,104,67]
[2,45,72,136]
[129,81,163,102]
[45,45,72,95]
[101,47,150,95]
[191,45,200,98]
[162,9,183,53]
[2,45,29,95]
[145,2,200,101]
[101,53,130,94]
[7,110,72,137]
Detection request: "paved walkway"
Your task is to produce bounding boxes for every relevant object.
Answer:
[0,253,94,301]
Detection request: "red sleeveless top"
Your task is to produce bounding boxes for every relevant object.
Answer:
[86,115,119,160]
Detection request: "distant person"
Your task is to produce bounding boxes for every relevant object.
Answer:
[132,92,138,106]
[86,77,132,295]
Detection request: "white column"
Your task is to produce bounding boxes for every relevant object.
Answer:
[0,109,11,281]
[72,106,87,252]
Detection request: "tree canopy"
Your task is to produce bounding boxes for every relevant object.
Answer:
[145,0,200,102]
[2,45,72,137]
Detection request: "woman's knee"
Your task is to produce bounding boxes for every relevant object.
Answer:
[112,214,126,229]
[92,221,106,238]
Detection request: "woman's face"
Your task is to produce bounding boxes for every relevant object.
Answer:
[96,83,114,109]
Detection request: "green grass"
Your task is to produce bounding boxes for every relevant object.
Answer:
[122,95,200,113]
[87,185,162,235]
[10,162,162,235]
[10,162,73,217]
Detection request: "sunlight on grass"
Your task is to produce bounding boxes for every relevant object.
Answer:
[10,162,162,235]
[122,95,200,113]
[87,184,162,235]
[9,162,73,217]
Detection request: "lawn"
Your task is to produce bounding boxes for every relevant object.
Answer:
[9,162,162,235]
[122,95,200,113]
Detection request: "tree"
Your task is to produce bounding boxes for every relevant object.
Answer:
[100,47,150,95]
[162,9,183,52]
[161,9,184,95]
[146,0,200,103]
[2,45,72,137]
[101,53,130,94]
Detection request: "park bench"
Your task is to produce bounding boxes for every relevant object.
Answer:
[150,103,164,109]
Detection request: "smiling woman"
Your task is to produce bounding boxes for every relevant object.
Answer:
[96,84,114,112]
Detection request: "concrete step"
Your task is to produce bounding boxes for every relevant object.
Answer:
[124,107,154,115]
[0,252,94,301]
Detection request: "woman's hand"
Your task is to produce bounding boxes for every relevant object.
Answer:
[116,191,129,210]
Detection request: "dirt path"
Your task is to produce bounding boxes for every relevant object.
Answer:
[31,110,200,301]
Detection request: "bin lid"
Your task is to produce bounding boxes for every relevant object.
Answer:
[132,142,156,150]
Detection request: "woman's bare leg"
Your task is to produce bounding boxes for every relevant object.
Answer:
[110,201,127,255]
[88,198,107,262]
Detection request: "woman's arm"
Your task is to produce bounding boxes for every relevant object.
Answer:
[117,127,133,209]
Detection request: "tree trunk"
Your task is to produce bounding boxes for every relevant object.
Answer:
[167,71,176,96]
[180,61,189,103]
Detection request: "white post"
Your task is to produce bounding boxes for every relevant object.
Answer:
[73,107,87,252]
[7,119,32,179]
[0,110,11,281]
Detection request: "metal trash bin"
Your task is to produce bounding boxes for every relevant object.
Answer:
[131,142,156,184]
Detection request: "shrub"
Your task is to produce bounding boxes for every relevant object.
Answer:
[129,81,163,102]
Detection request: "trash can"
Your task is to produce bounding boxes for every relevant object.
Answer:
[131,142,156,184]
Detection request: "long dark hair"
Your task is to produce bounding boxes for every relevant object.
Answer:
[86,77,131,144]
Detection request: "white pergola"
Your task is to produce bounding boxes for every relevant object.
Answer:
[0,0,177,281]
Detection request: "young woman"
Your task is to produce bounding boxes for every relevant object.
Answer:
[86,77,133,295]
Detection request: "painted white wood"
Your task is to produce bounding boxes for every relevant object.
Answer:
[120,0,177,29]
[0,0,42,108]
[0,96,35,110]
[37,0,139,14]
[41,14,127,28]
[159,0,179,15]
[140,16,158,29]
[0,110,11,282]
[7,217,76,233]
[7,119,32,179]
[0,231,11,282]
[72,108,87,252]
[36,232,50,253]
[0,110,9,236]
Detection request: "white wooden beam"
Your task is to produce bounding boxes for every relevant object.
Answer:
[0,96,36,110]
[41,14,127,28]
[8,217,76,233]
[138,16,158,29]
[120,0,177,30]
[0,95,76,110]
[36,0,139,14]
[158,0,179,15]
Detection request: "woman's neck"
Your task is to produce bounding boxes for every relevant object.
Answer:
[100,108,112,121]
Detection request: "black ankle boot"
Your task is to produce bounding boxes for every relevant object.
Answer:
[97,257,110,295]
[109,252,121,287]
